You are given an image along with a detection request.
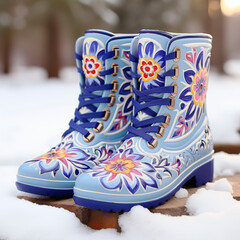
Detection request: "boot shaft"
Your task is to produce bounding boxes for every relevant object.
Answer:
[66,30,136,145]
[130,30,212,151]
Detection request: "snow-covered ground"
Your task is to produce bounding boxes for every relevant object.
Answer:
[0,67,239,165]
[0,152,240,240]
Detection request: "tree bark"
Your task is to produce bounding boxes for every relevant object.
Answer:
[46,12,60,78]
[2,27,11,74]
[210,0,226,74]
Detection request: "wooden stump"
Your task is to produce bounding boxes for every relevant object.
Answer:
[18,174,240,231]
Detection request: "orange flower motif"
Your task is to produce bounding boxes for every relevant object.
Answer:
[105,158,136,174]
[138,57,161,82]
[82,55,102,78]
[40,149,76,168]
[41,150,66,161]
[191,68,208,106]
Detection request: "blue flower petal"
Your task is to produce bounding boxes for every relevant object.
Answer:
[89,41,98,55]
[186,101,196,120]
[140,173,158,190]
[196,51,203,71]
[97,49,105,60]
[154,50,166,64]
[124,176,140,194]
[138,43,143,58]
[145,42,154,57]
[83,43,87,55]
[180,103,186,110]
[71,148,90,161]
[179,87,192,102]
[63,166,72,179]
[122,67,132,80]
[184,70,195,84]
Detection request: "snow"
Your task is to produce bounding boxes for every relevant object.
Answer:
[206,178,233,193]
[0,67,79,165]
[0,66,240,239]
[119,204,240,240]
[175,188,188,198]
[207,71,240,144]
[214,151,240,178]
[186,188,239,215]
[224,59,240,77]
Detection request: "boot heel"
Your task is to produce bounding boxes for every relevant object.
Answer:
[190,160,214,187]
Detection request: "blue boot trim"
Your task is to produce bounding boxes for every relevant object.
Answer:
[16,182,73,198]
[73,160,213,212]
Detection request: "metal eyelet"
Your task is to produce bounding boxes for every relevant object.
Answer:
[111,80,118,93]
[111,63,119,76]
[162,113,171,128]
[171,82,178,97]
[112,45,119,59]
[93,121,104,133]
[107,94,116,107]
[155,126,165,138]
[147,136,158,149]
[174,47,181,62]
[83,132,94,142]
[102,108,110,121]
[172,64,179,80]
[167,95,175,110]
[130,82,133,94]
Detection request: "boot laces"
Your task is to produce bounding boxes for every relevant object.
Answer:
[122,51,177,146]
[62,49,119,139]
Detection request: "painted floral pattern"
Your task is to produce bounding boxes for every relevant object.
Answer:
[27,136,113,179]
[82,55,102,78]
[111,110,128,131]
[89,139,184,194]
[138,40,166,90]
[138,57,161,82]
[172,116,189,137]
[173,47,211,137]
[82,40,105,87]
[191,68,208,106]
[89,140,158,194]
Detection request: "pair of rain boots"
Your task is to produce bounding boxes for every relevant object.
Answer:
[16,29,214,212]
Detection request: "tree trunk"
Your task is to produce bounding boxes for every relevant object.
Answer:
[210,0,226,74]
[46,12,60,78]
[2,27,11,74]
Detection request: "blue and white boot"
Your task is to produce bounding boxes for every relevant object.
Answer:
[73,30,214,211]
[16,30,135,197]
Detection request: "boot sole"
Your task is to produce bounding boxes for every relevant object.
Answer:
[16,182,73,198]
[73,159,214,212]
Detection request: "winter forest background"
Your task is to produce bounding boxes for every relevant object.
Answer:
[1,0,240,77]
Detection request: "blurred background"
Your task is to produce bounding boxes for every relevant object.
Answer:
[0,0,240,165]
[1,0,240,76]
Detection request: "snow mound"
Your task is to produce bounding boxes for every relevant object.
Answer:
[175,188,188,198]
[214,152,240,178]
[119,204,240,240]
[185,188,239,215]
[206,178,233,193]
